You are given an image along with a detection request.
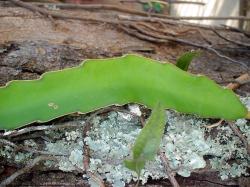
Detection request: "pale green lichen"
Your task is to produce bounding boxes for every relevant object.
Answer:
[44,127,85,171]
[82,109,213,185]
[162,111,210,177]
[1,98,249,187]
[23,139,38,149]
[84,112,140,186]
[208,96,250,180]
[0,145,14,159]
[0,139,34,163]
[82,100,249,186]
[14,152,33,163]
[208,135,249,178]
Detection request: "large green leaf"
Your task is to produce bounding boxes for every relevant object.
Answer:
[0,54,248,129]
[124,102,166,177]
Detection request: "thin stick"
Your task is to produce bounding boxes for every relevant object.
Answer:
[32,2,155,17]
[11,0,248,69]
[0,138,67,156]
[169,16,250,21]
[1,121,85,138]
[118,15,245,31]
[0,155,56,187]
[82,112,106,187]
[226,73,250,90]
[30,2,250,21]
[159,151,180,187]
[9,0,118,24]
[122,0,206,5]
[137,22,177,36]
[126,23,249,69]
[212,29,250,48]
[206,73,250,129]
[206,119,224,129]
[1,106,118,138]
[227,121,250,155]
[138,22,213,45]
[220,24,250,38]
[120,24,167,42]
[135,179,140,187]
[207,48,249,69]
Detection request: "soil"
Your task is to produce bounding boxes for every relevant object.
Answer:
[0,1,250,186]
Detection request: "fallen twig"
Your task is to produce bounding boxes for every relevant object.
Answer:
[125,23,249,69]
[159,151,180,187]
[118,14,233,30]
[221,24,250,38]
[1,106,122,139]
[31,2,250,21]
[206,73,250,129]
[170,16,250,21]
[206,119,224,129]
[120,24,168,42]
[207,48,249,69]
[10,0,248,70]
[0,155,57,187]
[82,112,106,187]
[137,22,176,36]
[227,121,250,155]
[133,21,213,46]
[137,22,213,45]
[32,2,155,17]
[0,138,67,156]
[226,73,250,90]
[9,0,118,24]
[121,0,205,5]
[1,121,85,138]
[215,47,250,53]
[212,29,250,48]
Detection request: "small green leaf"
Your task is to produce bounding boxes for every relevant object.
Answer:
[142,2,164,13]
[152,2,164,13]
[124,102,166,178]
[176,51,201,71]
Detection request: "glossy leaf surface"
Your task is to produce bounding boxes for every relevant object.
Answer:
[0,54,247,129]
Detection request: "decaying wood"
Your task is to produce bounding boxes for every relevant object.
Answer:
[6,0,249,70]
